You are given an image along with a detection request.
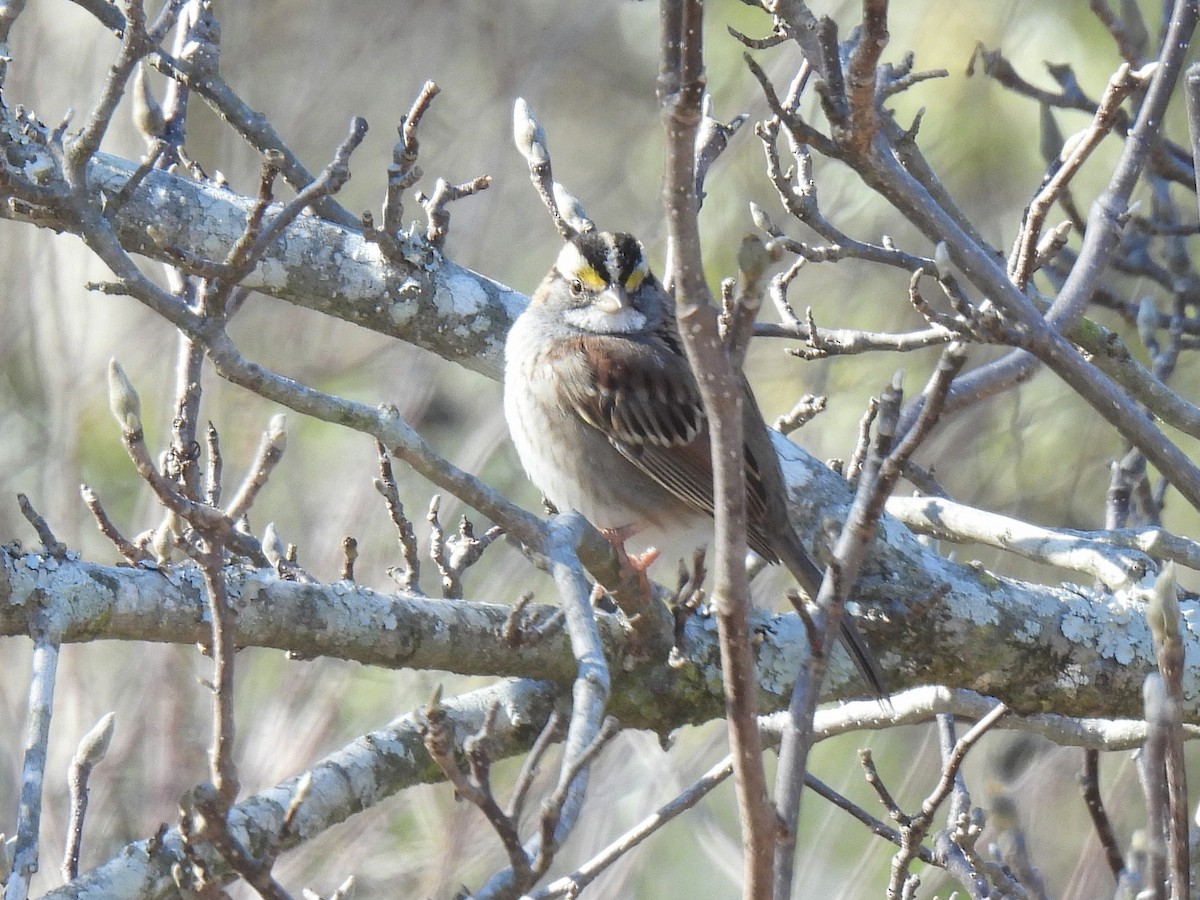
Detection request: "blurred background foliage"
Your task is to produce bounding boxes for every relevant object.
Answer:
[0,1,1190,896]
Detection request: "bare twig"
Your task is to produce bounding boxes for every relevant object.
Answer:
[774,345,966,898]
[6,616,62,900]
[57,0,360,231]
[167,336,205,502]
[1146,563,1188,898]
[378,80,438,247]
[845,397,879,485]
[530,754,733,899]
[204,421,223,507]
[989,788,1048,898]
[373,442,422,593]
[1141,673,1171,898]
[339,537,357,582]
[1008,61,1151,289]
[513,98,588,238]
[532,717,620,874]
[208,118,369,315]
[16,493,67,558]
[1081,748,1124,879]
[81,484,148,565]
[198,548,239,806]
[660,2,776,895]
[474,512,614,899]
[885,704,1011,896]
[188,782,292,900]
[423,691,532,884]
[418,174,491,248]
[884,494,1166,587]
[772,393,826,434]
[426,496,502,599]
[760,320,958,355]
[224,413,287,521]
[64,1,159,186]
[506,711,566,825]
[62,713,116,882]
[694,94,747,203]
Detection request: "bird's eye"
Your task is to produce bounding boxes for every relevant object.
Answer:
[569,278,584,296]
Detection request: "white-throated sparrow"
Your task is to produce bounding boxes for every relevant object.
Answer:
[504,230,884,697]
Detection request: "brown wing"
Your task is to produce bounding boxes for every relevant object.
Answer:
[547,330,778,561]
[545,331,703,447]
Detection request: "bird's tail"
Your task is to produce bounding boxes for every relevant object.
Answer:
[774,528,889,701]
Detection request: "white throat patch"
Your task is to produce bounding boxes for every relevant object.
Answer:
[564,304,647,334]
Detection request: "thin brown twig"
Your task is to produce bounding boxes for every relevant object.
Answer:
[845,398,878,485]
[80,484,147,565]
[1008,61,1151,289]
[63,1,158,186]
[379,80,439,244]
[204,421,223,507]
[774,342,967,897]
[1081,748,1124,879]
[373,441,422,594]
[660,1,776,894]
[194,550,240,807]
[339,537,357,582]
[17,493,67,558]
[423,691,532,886]
[1147,563,1189,898]
[507,711,566,825]
[206,118,369,317]
[885,704,1011,895]
[189,783,291,900]
[224,414,287,521]
[418,174,492,248]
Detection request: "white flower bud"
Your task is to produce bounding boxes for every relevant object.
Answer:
[72,712,116,769]
[107,359,142,434]
[512,98,549,165]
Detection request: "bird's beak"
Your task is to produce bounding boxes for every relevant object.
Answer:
[594,285,629,314]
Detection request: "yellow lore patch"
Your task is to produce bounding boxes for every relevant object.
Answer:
[555,242,606,291]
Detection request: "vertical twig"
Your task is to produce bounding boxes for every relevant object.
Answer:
[1187,61,1200,224]
[200,549,240,805]
[5,619,62,900]
[659,2,775,896]
[1080,749,1124,880]
[61,713,116,882]
[1141,674,1170,899]
[1146,563,1188,899]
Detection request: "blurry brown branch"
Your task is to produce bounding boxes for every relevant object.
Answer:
[659,2,776,895]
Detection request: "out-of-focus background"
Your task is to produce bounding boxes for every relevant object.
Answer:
[0,2,1187,896]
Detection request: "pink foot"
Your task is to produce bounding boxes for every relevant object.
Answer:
[601,526,658,599]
